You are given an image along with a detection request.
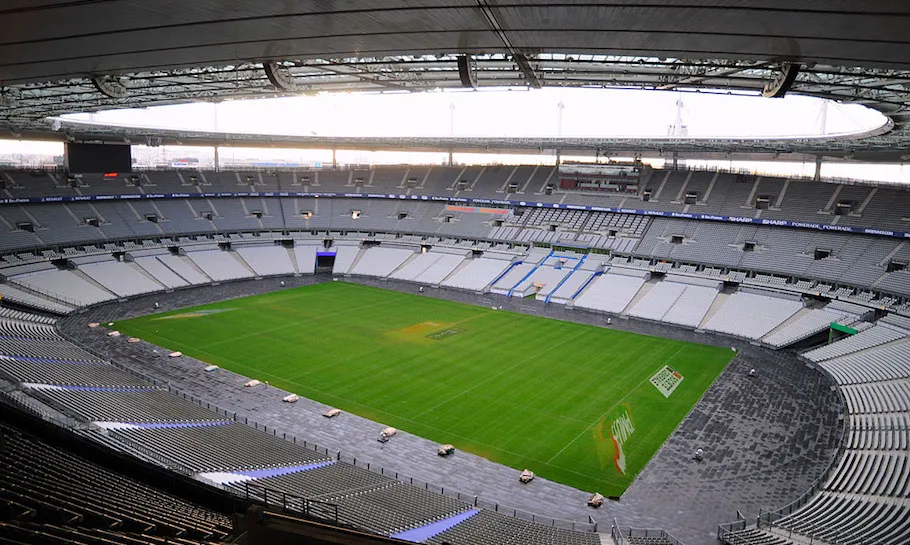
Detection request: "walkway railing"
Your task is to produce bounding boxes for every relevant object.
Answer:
[716,515,748,544]
[627,527,685,545]
[0,388,81,429]
[611,520,685,545]
[243,482,339,526]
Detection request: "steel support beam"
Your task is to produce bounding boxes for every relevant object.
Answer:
[476,0,541,88]
[264,62,300,92]
[512,54,542,89]
[762,63,802,98]
[457,55,478,89]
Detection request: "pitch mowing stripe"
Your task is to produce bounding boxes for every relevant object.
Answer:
[115,282,734,495]
[544,345,688,465]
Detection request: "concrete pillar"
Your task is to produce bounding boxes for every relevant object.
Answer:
[213,146,219,172]
[332,148,337,170]
[814,156,823,181]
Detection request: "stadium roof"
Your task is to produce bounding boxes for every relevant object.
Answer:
[2,1,910,161]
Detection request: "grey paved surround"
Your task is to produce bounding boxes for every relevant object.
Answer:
[57,274,843,545]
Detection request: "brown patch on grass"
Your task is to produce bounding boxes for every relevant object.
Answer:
[394,321,443,335]
[384,321,446,344]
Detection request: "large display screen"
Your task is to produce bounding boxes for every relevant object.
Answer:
[65,142,132,173]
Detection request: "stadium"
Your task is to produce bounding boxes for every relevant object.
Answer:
[0,3,908,545]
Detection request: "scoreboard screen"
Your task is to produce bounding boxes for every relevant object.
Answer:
[558,163,640,193]
[65,142,132,173]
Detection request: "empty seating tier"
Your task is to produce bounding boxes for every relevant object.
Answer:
[0,422,233,541]
[513,263,571,298]
[132,255,191,289]
[30,389,226,423]
[722,528,794,545]
[762,307,850,348]
[413,253,466,285]
[660,284,720,328]
[743,334,910,545]
[0,317,59,339]
[427,508,600,545]
[328,483,468,536]
[1,166,910,306]
[185,250,254,282]
[440,257,512,291]
[234,245,296,277]
[547,270,594,304]
[331,246,361,275]
[775,493,908,545]
[820,340,910,385]
[0,361,147,387]
[293,244,319,274]
[627,281,687,321]
[0,307,57,324]
[703,291,803,340]
[573,271,647,314]
[11,269,116,307]
[152,254,211,285]
[388,251,445,281]
[490,263,534,295]
[231,461,391,500]
[109,423,330,473]
[348,247,415,277]
[79,261,166,298]
[0,337,105,364]
[803,325,906,362]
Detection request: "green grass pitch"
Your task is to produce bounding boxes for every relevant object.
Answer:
[114,282,734,495]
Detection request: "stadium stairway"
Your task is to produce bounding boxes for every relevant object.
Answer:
[230,249,259,278]
[199,460,336,486]
[696,290,731,331]
[620,277,660,316]
[759,308,819,345]
[286,246,300,275]
[126,261,171,292]
[568,269,602,302]
[507,250,553,297]
[544,254,587,303]
[390,509,480,542]
[344,247,368,276]
[435,256,472,286]
[177,255,214,283]
[487,259,521,292]
[70,268,120,301]
[386,251,421,279]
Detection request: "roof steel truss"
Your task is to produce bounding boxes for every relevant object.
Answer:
[2,54,910,158]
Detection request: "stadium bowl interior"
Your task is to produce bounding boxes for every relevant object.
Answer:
[1,3,909,545]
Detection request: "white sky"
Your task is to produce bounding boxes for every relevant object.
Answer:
[4,87,908,183]
[62,87,882,138]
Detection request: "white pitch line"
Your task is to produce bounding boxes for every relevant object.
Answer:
[545,344,687,465]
